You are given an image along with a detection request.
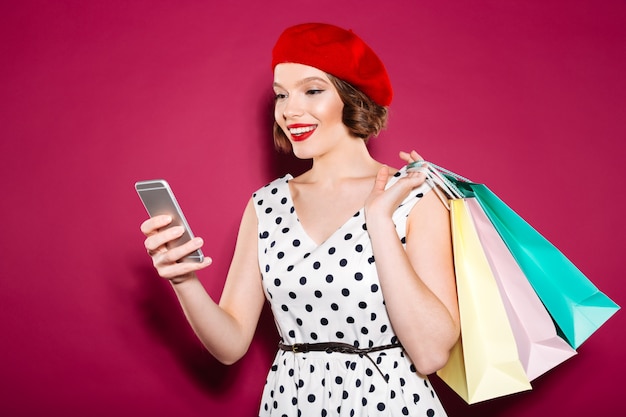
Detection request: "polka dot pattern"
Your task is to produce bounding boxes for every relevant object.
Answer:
[253,166,447,416]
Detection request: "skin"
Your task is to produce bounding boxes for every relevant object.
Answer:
[141,63,460,375]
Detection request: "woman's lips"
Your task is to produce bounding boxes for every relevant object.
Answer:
[287,124,317,142]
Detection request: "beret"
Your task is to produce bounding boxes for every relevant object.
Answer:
[272,23,393,106]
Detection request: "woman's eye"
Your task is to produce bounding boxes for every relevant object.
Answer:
[306,89,323,95]
[274,92,287,100]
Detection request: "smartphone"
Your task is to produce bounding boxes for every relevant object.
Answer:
[135,179,204,262]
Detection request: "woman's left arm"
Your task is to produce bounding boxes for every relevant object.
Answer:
[365,163,460,376]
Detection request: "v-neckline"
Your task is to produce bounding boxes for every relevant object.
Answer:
[283,174,361,248]
[282,169,404,248]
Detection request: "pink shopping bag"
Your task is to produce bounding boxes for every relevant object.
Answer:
[466,198,576,380]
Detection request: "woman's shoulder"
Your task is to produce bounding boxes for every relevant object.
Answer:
[252,174,293,199]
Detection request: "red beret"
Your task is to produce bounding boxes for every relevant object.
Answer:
[272,23,393,106]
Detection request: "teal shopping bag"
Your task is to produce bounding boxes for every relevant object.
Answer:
[431,168,619,349]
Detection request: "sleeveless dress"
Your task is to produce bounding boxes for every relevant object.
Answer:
[253,166,449,417]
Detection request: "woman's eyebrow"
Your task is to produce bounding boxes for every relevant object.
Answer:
[273,76,330,89]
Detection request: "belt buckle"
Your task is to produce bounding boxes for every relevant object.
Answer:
[292,343,307,353]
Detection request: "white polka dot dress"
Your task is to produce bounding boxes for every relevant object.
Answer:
[253,166,448,417]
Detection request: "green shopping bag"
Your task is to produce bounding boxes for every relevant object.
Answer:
[428,165,619,349]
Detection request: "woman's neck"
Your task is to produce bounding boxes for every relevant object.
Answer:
[300,138,381,184]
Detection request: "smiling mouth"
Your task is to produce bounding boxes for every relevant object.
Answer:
[289,125,316,135]
[288,124,317,141]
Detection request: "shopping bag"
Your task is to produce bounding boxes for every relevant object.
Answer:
[431,165,620,349]
[436,198,531,404]
[466,198,577,380]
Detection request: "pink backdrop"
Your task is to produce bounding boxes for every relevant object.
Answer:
[1,1,624,415]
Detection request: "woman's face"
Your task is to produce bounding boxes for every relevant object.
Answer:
[273,63,349,158]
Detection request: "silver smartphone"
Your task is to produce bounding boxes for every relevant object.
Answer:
[135,179,204,262]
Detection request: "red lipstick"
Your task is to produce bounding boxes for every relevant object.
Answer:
[287,124,317,142]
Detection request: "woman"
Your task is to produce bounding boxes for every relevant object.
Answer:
[141,23,459,417]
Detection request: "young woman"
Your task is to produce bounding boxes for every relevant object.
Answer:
[141,23,459,417]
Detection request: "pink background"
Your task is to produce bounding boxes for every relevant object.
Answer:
[1,0,624,415]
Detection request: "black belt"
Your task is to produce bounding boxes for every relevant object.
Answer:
[278,341,403,382]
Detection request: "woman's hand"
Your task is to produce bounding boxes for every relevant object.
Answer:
[399,150,426,169]
[140,215,212,284]
[364,150,429,223]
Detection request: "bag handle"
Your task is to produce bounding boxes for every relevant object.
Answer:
[407,161,468,206]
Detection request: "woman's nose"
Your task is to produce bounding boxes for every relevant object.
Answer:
[282,96,303,118]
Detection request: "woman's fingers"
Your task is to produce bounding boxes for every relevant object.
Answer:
[157,256,213,280]
[140,214,212,281]
[144,225,184,253]
[152,236,203,266]
[410,150,423,162]
[399,150,425,165]
[399,150,411,162]
[372,165,390,193]
[140,215,172,235]
[150,235,212,279]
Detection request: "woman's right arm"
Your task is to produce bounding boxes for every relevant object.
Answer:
[141,198,266,365]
